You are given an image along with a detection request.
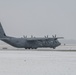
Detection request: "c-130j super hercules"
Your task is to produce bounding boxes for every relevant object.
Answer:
[0,23,63,49]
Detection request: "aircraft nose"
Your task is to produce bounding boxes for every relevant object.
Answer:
[58,42,61,45]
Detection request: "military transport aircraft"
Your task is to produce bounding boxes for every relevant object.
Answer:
[0,23,63,49]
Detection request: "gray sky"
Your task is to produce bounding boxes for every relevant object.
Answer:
[0,0,76,39]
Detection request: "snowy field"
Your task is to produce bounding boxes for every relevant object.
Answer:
[0,45,76,75]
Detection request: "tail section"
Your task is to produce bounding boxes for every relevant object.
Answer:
[0,23,6,38]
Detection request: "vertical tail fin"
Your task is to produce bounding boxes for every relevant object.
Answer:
[0,23,6,38]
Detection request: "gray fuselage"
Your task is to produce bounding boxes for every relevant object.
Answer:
[0,23,61,49]
[2,36,61,49]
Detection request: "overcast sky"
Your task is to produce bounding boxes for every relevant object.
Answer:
[0,0,76,39]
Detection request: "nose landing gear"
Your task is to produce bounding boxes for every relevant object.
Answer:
[53,47,56,49]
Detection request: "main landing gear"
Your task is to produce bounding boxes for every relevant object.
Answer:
[25,48,37,49]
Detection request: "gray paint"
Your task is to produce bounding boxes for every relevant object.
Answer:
[0,23,61,49]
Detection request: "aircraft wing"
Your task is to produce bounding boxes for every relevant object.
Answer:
[26,37,64,42]
[26,38,49,42]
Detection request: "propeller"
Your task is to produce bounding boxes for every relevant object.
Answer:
[52,34,64,40]
[31,35,33,38]
[23,35,27,38]
[52,34,56,38]
[52,34,57,40]
[44,35,48,38]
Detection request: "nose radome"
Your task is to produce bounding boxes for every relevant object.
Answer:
[59,42,61,45]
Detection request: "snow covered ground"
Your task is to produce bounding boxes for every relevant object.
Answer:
[0,46,76,75]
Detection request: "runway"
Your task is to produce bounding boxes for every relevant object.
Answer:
[0,49,76,52]
[0,46,76,75]
[1,45,76,51]
[1,49,76,52]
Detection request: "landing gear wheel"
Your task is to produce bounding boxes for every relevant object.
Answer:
[25,48,27,49]
[53,47,55,49]
[28,48,30,49]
